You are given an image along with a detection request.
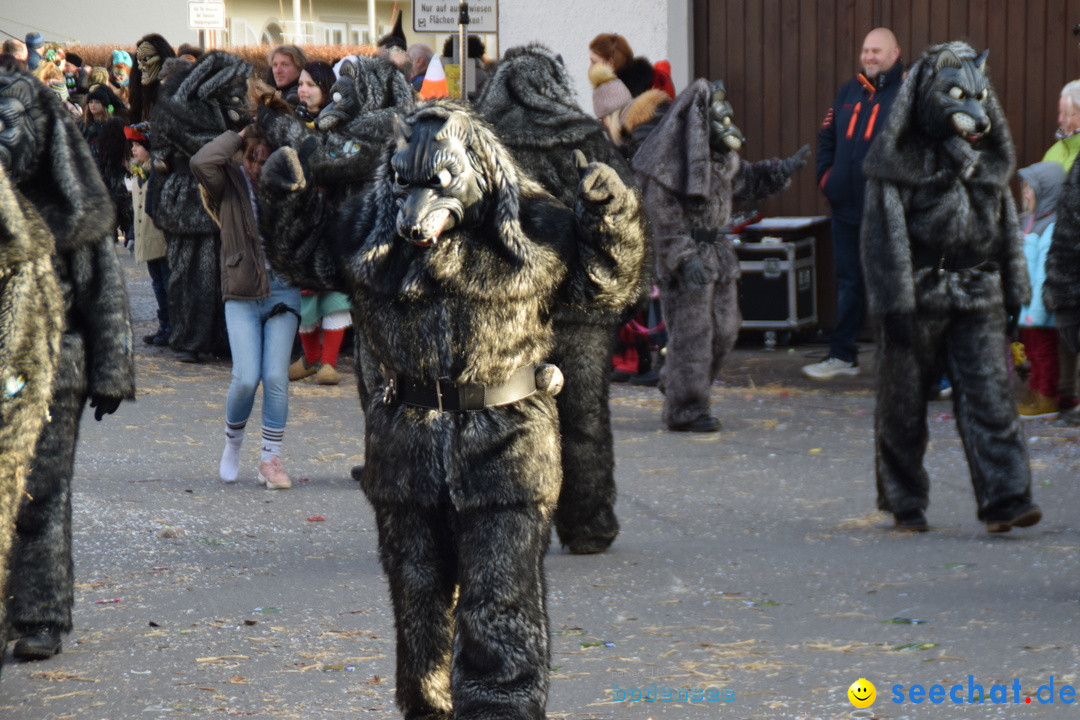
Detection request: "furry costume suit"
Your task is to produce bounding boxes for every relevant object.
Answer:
[0,163,63,674]
[258,101,648,720]
[258,55,416,409]
[1,67,136,650]
[475,43,649,554]
[860,42,1038,532]
[631,79,808,430]
[149,51,253,358]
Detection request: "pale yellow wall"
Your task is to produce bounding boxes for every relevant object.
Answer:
[223,0,413,47]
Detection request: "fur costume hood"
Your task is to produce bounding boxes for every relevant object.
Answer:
[478,43,607,149]
[0,68,113,254]
[160,51,253,134]
[631,78,727,200]
[317,55,415,133]
[863,42,1014,188]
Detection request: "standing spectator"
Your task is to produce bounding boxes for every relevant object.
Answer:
[1015,162,1066,419]
[80,87,114,161]
[266,45,306,108]
[2,38,27,62]
[803,28,904,380]
[62,52,89,107]
[94,117,134,246]
[1041,80,1080,420]
[190,126,301,489]
[287,60,353,385]
[126,122,171,346]
[108,49,132,107]
[407,43,433,92]
[34,62,81,118]
[24,32,43,70]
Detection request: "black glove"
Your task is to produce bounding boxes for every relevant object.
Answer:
[1056,309,1080,353]
[679,254,709,292]
[882,310,916,348]
[781,144,812,176]
[90,396,122,422]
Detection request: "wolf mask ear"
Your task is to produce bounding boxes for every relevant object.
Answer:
[435,111,474,145]
[393,113,413,149]
[974,49,989,73]
[935,49,963,71]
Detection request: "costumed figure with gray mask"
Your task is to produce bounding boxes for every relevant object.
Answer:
[860,42,1039,533]
[631,79,809,432]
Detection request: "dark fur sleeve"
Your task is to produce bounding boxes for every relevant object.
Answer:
[1043,161,1080,311]
[258,147,350,293]
[71,236,136,399]
[997,191,1031,310]
[860,178,916,317]
[732,157,795,207]
[562,162,649,316]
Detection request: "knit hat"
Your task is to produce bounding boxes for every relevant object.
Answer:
[87,87,111,105]
[111,49,132,68]
[25,32,44,50]
[124,122,151,148]
[66,52,83,68]
[589,62,632,119]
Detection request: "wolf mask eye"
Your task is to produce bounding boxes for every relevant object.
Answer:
[333,91,343,103]
[977,88,988,101]
[435,169,452,188]
[948,86,965,100]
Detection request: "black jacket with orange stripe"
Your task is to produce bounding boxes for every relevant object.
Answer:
[817,60,904,224]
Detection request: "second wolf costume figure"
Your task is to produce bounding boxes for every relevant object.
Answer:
[631,79,808,431]
[259,100,647,720]
[0,162,63,676]
[150,51,252,361]
[476,43,649,553]
[1,67,136,660]
[861,42,1039,533]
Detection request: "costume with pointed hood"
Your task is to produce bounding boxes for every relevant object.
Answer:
[476,42,649,553]
[860,42,1038,532]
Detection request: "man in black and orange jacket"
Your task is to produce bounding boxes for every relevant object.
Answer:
[804,28,904,380]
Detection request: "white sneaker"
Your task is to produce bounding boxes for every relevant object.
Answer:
[258,456,292,490]
[802,356,860,380]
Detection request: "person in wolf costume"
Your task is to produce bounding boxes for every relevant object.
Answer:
[631,79,809,431]
[1,67,136,660]
[149,51,252,362]
[258,54,416,413]
[860,42,1039,533]
[258,100,648,720]
[475,42,648,553]
[129,33,176,123]
[0,162,63,676]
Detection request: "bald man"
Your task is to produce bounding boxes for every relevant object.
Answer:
[803,28,904,380]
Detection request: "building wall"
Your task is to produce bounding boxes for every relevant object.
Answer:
[499,0,693,115]
[695,0,1080,217]
[6,1,198,46]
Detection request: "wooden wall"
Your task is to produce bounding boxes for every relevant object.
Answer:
[693,0,1080,217]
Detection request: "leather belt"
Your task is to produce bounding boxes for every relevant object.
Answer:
[383,365,537,412]
[911,245,988,272]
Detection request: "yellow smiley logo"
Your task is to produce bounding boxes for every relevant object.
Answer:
[848,677,876,708]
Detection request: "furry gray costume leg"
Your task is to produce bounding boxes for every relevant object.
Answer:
[550,327,619,554]
[164,231,227,356]
[659,242,741,429]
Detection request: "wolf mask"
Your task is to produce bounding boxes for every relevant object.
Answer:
[171,51,253,131]
[709,81,745,153]
[318,55,414,133]
[390,109,488,245]
[917,47,991,143]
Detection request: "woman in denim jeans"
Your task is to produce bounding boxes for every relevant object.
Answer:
[191,125,301,489]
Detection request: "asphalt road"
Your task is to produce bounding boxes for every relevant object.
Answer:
[1,248,1078,720]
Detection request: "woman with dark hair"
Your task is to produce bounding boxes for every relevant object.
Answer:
[95,117,134,245]
[129,33,175,122]
[295,60,334,124]
[287,60,354,386]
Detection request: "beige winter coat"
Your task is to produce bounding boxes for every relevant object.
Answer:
[132,173,167,264]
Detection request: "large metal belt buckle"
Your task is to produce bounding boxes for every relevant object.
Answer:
[435,377,451,412]
[382,377,397,405]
